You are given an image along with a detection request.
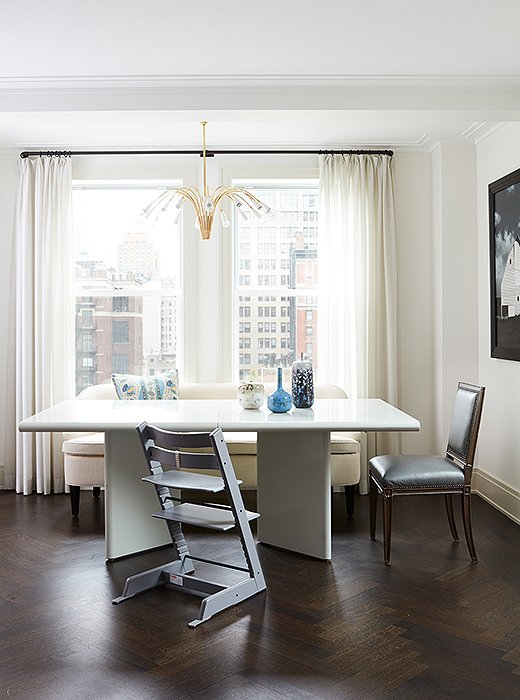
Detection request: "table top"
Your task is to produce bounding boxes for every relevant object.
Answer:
[19,398,420,433]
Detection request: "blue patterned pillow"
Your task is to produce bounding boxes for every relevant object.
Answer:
[112,370,179,400]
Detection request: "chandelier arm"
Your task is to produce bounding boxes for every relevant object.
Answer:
[231,187,266,206]
[176,186,201,197]
[226,190,262,209]
[211,189,237,210]
[144,188,178,215]
[176,188,204,217]
[212,185,231,195]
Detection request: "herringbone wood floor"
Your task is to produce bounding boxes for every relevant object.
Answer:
[1,489,520,699]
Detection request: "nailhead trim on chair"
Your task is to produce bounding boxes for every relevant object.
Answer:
[446,382,480,464]
[370,473,463,491]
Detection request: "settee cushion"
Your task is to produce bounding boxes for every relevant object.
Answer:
[223,432,257,455]
[330,432,360,454]
[62,433,105,457]
[61,430,360,459]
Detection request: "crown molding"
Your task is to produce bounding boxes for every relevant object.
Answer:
[1,73,520,89]
[1,74,520,113]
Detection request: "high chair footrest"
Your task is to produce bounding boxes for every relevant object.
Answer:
[152,503,260,531]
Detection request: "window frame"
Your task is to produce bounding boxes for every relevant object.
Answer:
[71,173,188,392]
[221,171,320,382]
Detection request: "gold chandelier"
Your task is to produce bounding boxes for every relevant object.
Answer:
[141,121,272,240]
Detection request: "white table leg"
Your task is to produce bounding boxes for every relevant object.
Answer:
[256,430,331,560]
[104,430,171,560]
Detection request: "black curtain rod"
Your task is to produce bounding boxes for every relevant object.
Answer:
[20,148,393,159]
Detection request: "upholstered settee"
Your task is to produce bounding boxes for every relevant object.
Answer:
[62,382,362,515]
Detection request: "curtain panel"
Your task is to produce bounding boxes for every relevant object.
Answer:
[15,156,75,494]
[318,154,399,492]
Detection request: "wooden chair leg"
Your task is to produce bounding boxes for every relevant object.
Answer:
[344,485,355,518]
[445,493,459,542]
[382,490,393,565]
[69,486,80,517]
[93,487,101,498]
[461,491,477,562]
[369,477,378,540]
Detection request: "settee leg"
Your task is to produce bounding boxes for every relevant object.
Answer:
[344,485,355,518]
[69,486,80,517]
[93,487,101,498]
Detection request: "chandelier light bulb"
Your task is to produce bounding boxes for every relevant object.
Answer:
[159,193,175,214]
[219,208,231,228]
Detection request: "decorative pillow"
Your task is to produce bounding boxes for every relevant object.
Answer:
[112,370,179,400]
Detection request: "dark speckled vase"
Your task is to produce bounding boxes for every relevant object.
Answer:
[291,355,314,408]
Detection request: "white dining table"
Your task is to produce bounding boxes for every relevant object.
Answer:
[19,398,420,560]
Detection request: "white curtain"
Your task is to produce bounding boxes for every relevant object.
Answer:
[318,154,399,492]
[15,156,75,495]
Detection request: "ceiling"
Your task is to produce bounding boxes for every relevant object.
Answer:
[1,0,519,150]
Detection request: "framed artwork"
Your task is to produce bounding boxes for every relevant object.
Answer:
[489,166,520,360]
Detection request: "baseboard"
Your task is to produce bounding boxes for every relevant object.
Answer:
[474,468,520,526]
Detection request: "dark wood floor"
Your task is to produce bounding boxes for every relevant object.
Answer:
[1,490,520,699]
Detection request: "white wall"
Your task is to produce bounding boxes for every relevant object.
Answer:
[476,123,520,523]
[393,152,436,454]
[432,143,479,452]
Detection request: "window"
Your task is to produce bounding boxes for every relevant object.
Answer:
[112,353,129,373]
[81,309,94,327]
[113,319,129,344]
[73,183,182,395]
[113,296,129,313]
[82,332,94,352]
[233,182,319,382]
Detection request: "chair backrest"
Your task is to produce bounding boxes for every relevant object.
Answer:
[136,422,220,472]
[445,382,485,472]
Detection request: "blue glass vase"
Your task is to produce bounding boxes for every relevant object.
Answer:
[267,367,292,413]
[291,354,314,408]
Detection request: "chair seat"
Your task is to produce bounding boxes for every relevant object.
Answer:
[370,454,464,490]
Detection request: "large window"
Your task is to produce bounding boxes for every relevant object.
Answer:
[233,181,319,382]
[72,183,182,394]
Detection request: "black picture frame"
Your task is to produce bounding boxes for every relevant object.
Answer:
[489,166,520,361]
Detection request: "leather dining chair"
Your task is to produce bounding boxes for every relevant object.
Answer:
[369,381,485,565]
